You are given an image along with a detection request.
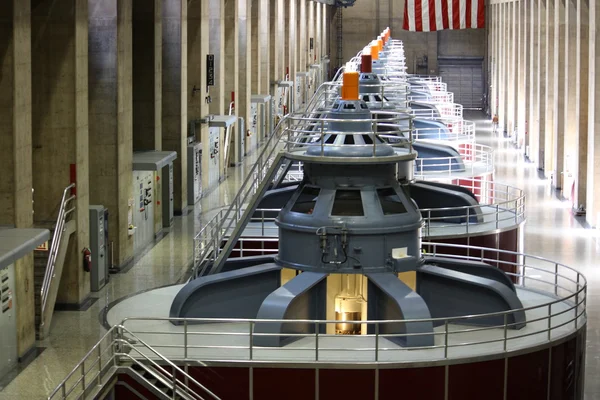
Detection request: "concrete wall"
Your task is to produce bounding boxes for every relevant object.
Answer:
[329,0,486,74]
[133,0,161,151]
[0,4,15,225]
[0,0,37,359]
[162,0,188,214]
[88,0,134,267]
[33,0,91,306]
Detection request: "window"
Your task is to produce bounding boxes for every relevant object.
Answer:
[291,186,320,214]
[377,188,407,215]
[332,190,364,216]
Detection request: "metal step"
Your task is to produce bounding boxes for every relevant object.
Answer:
[129,364,190,400]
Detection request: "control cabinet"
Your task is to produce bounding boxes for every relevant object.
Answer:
[89,205,109,291]
[187,142,202,206]
[133,171,155,255]
[0,264,16,380]
[162,163,174,227]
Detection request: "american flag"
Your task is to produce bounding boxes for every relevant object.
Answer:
[403,0,485,32]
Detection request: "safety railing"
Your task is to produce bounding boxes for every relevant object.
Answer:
[414,143,494,178]
[412,119,476,143]
[119,243,586,365]
[40,183,76,331]
[303,81,411,114]
[410,103,463,122]
[192,114,287,277]
[408,89,454,104]
[47,325,221,400]
[280,113,415,157]
[420,179,526,236]
[222,180,524,246]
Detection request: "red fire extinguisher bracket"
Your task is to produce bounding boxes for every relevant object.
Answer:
[82,247,92,272]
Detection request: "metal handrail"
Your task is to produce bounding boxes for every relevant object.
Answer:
[230,180,525,239]
[193,116,290,277]
[47,324,222,400]
[413,143,494,178]
[40,183,76,329]
[412,119,476,143]
[118,243,586,365]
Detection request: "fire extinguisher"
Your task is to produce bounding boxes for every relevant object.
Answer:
[82,247,92,272]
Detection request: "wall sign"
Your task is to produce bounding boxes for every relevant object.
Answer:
[207,54,215,87]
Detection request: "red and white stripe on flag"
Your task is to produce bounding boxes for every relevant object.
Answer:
[402,0,485,32]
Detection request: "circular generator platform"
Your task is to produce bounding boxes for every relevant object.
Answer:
[106,244,586,400]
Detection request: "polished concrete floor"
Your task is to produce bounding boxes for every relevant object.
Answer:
[0,111,599,399]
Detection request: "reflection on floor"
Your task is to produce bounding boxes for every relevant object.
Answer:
[0,111,599,399]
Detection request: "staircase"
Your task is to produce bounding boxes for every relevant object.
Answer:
[35,184,77,340]
[34,244,50,332]
[48,325,221,400]
[126,364,196,400]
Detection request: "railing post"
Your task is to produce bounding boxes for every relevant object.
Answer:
[503,313,508,352]
[97,344,102,386]
[375,323,379,362]
[495,204,500,229]
[575,274,580,329]
[554,264,559,296]
[547,304,552,341]
[427,209,431,237]
[320,121,325,157]
[444,320,449,358]
[315,321,319,361]
[184,320,188,360]
[249,321,254,360]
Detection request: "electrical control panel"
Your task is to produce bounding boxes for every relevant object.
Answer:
[89,206,108,291]
[0,264,16,380]
[187,143,202,206]
[132,171,155,255]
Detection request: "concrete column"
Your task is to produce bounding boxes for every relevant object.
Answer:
[552,0,565,188]
[0,0,36,358]
[238,0,252,150]
[298,0,307,72]
[269,0,285,103]
[508,1,517,136]
[544,0,555,176]
[132,0,162,151]
[586,0,600,225]
[88,0,134,267]
[162,0,188,214]
[224,0,238,119]
[517,0,526,147]
[322,4,328,59]
[560,0,578,196]
[523,0,531,152]
[498,3,506,130]
[529,0,540,164]
[209,0,224,116]
[308,1,315,65]
[491,4,498,116]
[537,0,547,170]
[287,0,297,93]
[188,0,212,193]
[315,2,321,62]
[251,0,261,94]
[259,0,270,96]
[575,0,589,209]
[32,0,90,306]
